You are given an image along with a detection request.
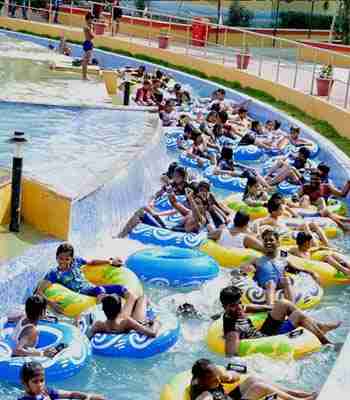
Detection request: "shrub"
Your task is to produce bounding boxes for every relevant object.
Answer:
[278,11,332,29]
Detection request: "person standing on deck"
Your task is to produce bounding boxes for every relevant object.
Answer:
[82,12,94,81]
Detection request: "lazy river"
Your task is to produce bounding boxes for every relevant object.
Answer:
[0,31,350,400]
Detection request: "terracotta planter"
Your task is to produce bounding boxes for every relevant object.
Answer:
[316,77,334,97]
[158,35,169,49]
[236,53,250,70]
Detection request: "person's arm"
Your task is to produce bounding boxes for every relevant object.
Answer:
[225,331,240,356]
[328,183,346,198]
[287,261,320,284]
[13,326,56,358]
[86,257,123,267]
[56,390,105,400]
[86,321,106,340]
[239,258,257,274]
[244,235,264,252]
[119,290,137,318]
[245,304,272,313]
[169,194,190,217]
[126,317,161,338]
[215,366,240,384]
[186,190,205,226]
[207,227,223,241]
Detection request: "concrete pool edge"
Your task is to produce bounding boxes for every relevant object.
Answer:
[1,28,350,398]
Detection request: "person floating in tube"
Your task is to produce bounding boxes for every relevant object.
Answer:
[82,12,95,81]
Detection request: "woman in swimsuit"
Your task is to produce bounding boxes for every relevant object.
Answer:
[82,12,94,80]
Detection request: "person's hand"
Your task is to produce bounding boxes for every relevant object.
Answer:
[310,272,321,285]
[168,193,177,203]
[240,264,255,274]
[281,272,291,287]
[89,395,106,400]
[43,348,58,358]
[110,257,123,267]
[48,301,64,315]
[185,187,193,198]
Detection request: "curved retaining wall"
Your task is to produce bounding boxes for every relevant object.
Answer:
[1,29,350,398]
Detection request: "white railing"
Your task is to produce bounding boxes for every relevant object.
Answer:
[1,1,350,110]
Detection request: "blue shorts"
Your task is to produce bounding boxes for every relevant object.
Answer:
[83,40,93,52]
[255,273,282,289]
[278,319,295,335]
[80,284,127,297]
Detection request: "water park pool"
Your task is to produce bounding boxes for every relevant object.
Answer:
[1,31,350,400]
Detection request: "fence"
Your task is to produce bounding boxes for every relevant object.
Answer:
[1,0,350,110]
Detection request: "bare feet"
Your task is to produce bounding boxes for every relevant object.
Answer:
[321,320,342,334]
[117,208,144,238]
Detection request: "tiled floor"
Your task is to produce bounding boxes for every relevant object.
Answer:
[0,223,46,264]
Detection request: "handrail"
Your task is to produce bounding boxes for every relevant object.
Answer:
[0,0,349,109]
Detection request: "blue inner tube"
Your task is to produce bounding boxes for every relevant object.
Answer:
[179,153,210,169]
[153,195,187,212]
[90,311,180,358]
[126,247,219,287]
[0,321,91,384]
[234,145,264,162]
[204,166,246,192]
[129,223,207,249]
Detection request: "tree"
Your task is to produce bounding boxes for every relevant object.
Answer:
[226,0,253,27]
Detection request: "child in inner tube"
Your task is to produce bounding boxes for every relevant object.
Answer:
[239,228,321,305]
[7,295,59,359]
[88,294,160,338]
[18,361,105,400]
[189,358,318,400]
[36,243,137,317]
[220,286,340,358]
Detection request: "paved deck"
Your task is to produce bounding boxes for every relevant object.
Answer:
[0,223,46,264]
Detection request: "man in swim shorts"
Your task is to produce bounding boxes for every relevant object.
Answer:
[82,12,94,80]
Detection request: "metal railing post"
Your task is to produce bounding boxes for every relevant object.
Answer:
[327,55,334,102]
[148,11,152,46]
[222,26,227,64]
[344,69,350,109]
[276,39,281,83]
[28,0,31,20]
[48,0,52,23]
[258,36,263,77]
[293,45,299,89]
[69,0,73,28]
[186,24,190,55]
[310,49,317,95]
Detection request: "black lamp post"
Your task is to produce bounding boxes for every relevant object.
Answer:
[8,131,28,233]
[216,0,222,44]
[273,0,281,47]
[308,0,315,39]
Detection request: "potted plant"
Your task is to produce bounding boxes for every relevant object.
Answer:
[236,44,250,70]
[316,64,334,97]
[158,28,170,49]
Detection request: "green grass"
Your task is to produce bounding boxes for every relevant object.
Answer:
[6,27,350,157]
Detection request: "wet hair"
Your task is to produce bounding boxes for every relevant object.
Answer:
[155,70,163,79]
[198,181,211,192]
[21,361,44,384]
[220,146,233,160]
[174,166,187,180]
[138,65,146,72]
[213,123,223,138]
[298,147,311,159]
[269,192,283,202]
[265,120,273,126]
[267,197,283,214]
[251,120,261,133]
[234,210,250,228]
[274,120,281,130]
[217,88,226,96]
[220,286,242,307]
[206,111,218,121]
[184,123,201,138]
[243,176,258,199]
[290,126,300,135]
[165,99,174,107]
[177,303,201,319]
[85,12,93,21]
[102,295,122,320]
[218,111,228,124]
[296,231,313,247]
[238,107,247,114]
[317,162,330,176]
[25,295,47,322]
[261,227,279,240]
[143,80,151,86]
[166,162,178,178]
[56,243,74,258]
[174,83,182,91]
[210,102,221,113]
[192,359,214,380]
[310,170,321,179]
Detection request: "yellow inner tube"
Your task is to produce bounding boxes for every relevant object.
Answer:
[200,241,350,287]
[206,318,321,359]
[44,265,143,317]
